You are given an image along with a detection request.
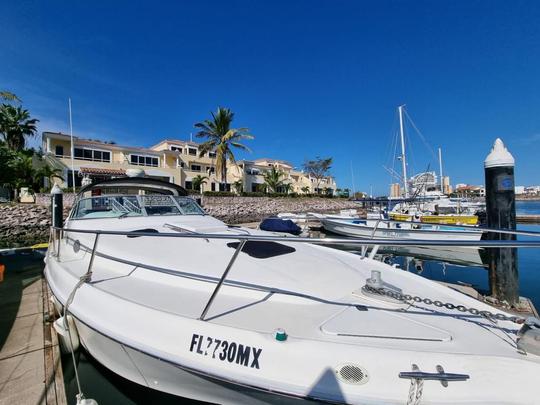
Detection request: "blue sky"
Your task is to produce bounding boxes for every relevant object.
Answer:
[1,0,539,194]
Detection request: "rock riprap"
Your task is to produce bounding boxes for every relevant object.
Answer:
[200,196,362,224]
[0,204,71,248]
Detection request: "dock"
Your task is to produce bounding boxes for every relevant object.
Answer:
[0,255,67,405]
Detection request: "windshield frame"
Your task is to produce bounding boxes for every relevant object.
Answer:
[69,194,205,220]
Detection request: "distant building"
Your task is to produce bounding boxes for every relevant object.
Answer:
[455,184,485,197]
[524,186,540,195]
[41,132,336,194]
[515,186,525,195]
[390,183,401,198]
[442,176,452,195]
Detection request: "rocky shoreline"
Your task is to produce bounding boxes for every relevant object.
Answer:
[0,197,362,248]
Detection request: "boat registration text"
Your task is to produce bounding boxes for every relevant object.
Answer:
[189,334,262,369]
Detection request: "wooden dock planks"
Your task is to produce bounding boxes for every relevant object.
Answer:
[0,274,67,405]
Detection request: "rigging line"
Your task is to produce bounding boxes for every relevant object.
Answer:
[392,131,399,184]
[404,118,416,185]
[384,110,399,181]
[388,109,400,186]
[403,109,437,160]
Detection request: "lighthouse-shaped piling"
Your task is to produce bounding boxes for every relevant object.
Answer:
[484,138,518,306]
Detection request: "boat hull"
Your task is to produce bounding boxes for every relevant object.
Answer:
[389,213,479,225]
[69,313,317,405]
[322,219,483,243]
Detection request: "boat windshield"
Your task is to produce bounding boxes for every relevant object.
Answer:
[71,195,204,219]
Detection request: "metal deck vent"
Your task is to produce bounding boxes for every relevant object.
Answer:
[335,364,369,385]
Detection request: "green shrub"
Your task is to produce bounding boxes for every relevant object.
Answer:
[202,191,236,197]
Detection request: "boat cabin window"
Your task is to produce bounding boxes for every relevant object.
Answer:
[71,194,204,219]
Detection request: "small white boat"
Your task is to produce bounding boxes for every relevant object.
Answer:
[321,218,484,242]
[277,210,359,224]
[45,178,540,405]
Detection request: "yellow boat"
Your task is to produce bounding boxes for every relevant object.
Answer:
[389,213,413,222]
[420,215,478,225]
[389,212,479,225]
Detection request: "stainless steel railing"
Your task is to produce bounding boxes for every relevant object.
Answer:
[49,225,540,321]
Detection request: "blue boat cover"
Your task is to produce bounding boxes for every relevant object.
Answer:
[260,217,302,235]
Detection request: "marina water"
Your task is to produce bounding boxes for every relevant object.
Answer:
[2,201,539,404]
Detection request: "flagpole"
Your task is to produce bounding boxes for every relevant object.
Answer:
[68,98,75,193]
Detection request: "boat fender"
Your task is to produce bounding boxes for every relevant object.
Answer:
[517,317,540,356]
[77,397,98,405]
[49,295,63,317]
[53,315,80,353]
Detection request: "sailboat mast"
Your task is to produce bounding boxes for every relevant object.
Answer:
[438,147,444,193]
[68,98,75,194]
[398,105,409,198]
[350,160,356,197]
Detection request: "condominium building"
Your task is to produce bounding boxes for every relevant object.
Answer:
[42,132,337,194]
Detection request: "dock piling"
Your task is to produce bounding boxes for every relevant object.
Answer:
[51,184,63,229]
[484,138,519,306]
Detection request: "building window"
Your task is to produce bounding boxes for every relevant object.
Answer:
[74,147,111,162]
[185,181,193,190]
[207,167,215,174]
[188,148,197,156]
[67,170,82,188]
[55,145,64,157]
[177,161,185,168]
[130,154,159,167]
[190,164,201,172]
[170,146,182,152]
[219,183,231,192]
[208,152,217,158]
[211,182,216,191]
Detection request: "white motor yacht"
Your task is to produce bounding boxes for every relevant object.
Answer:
[45,178,540,405]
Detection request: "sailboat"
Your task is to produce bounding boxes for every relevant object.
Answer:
[387,106,481,225]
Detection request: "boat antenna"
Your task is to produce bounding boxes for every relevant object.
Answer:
[398,105,409,198]
[438,147,444,193]
[68,98,76,193]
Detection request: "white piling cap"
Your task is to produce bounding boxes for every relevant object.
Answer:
[50,184,63,194]
[484,138,515,168]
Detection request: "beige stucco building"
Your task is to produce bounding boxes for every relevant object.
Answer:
[42,132,337,194]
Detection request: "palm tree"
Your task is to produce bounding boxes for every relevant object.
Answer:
[301,186,311,195]
[7,153,35,200]
[195,107,253,187]
[232,180,243,194]
[0,104,39,151]
[35,165,64,191]
[263,166,285,193]
[0,91,21,103]
[192,174,208,192]
[282,183,293,195]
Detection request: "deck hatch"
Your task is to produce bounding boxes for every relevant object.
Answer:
[227,241,296,259]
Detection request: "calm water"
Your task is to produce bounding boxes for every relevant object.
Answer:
[1,200,539,404]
